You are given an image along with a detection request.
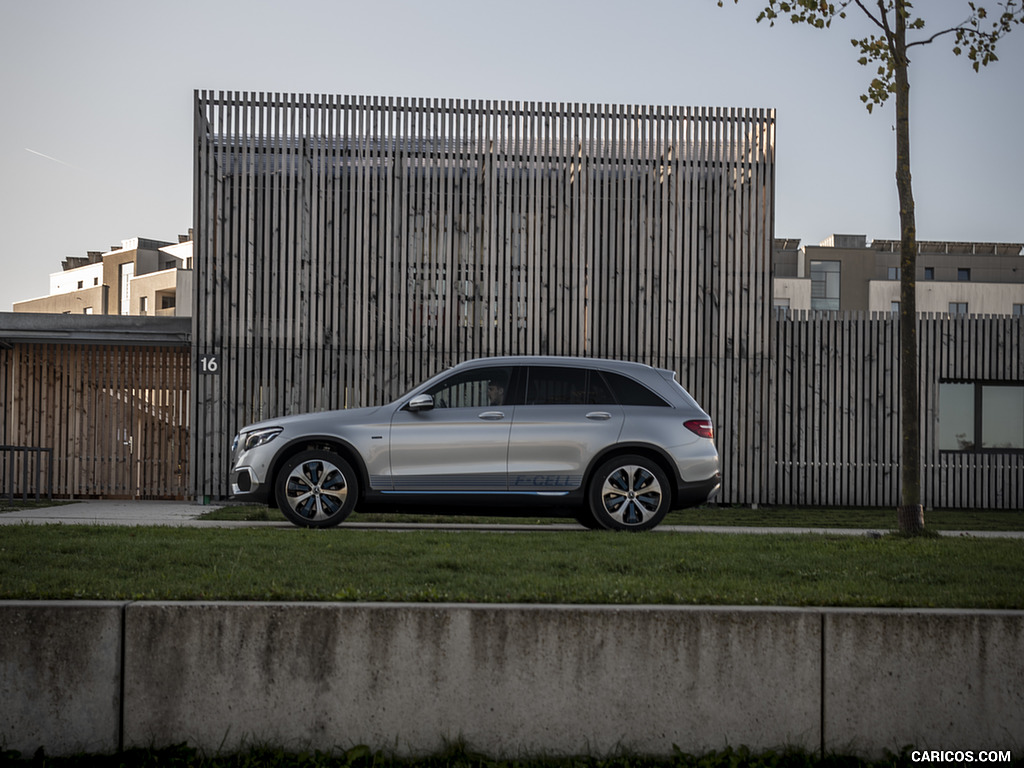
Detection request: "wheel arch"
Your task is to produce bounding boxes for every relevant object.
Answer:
[266,436,369,509]
[583,443,680,508]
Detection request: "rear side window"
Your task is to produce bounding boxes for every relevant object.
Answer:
[525,367,616,405]
[600,371,670,407]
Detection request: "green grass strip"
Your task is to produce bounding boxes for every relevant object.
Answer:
[1,525,1021,608]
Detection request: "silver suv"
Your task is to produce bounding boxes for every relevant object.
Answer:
[230,356,720,531]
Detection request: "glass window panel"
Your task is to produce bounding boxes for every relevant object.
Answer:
[981,386,1024,450]
[427,366,513,409]
[939,383,975,450]
[810,261,840,310]
[526,367,588,405]
[602,371,668,407]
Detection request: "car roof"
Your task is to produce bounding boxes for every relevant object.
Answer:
[451,356,673,378]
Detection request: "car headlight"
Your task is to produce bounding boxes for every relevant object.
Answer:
[240,427,283,452]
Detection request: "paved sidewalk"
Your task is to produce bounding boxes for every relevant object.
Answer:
[0,499,256,528]
[1,499,1022,537]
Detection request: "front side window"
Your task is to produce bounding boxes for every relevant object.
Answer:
[949,302,968,316]
[426,366,516,409]
[940,382,1024,452]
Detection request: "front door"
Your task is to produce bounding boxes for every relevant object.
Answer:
[388,365,517,493]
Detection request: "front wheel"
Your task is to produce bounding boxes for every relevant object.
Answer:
[587,454,670,532]
[275,449,358,528]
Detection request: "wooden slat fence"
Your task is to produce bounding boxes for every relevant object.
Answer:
[0,343,190,499]
[772,312,1024,510]
[919,313,1024,510]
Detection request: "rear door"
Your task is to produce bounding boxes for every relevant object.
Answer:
[507,366,624,493]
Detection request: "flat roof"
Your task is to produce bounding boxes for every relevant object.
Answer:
[0,313,191,347]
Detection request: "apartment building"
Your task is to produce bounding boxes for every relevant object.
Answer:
[14,234,193,317]
[774,234,1024,316]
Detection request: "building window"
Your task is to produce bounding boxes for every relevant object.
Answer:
[83,307,93,315]
[1014,304,1023,317]
[891,301,900,314]
[958,268,971,281]
[810,260,840,311]
[773,298,790,317]
[77,280,84,289]
[940,382,1024,452]
[888,267,900,280]
[949,302,968,316]
[139,296,148,314]
[120,262,134,315]
[924,267,935,281]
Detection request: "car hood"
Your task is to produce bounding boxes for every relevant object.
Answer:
[240,404,390,434]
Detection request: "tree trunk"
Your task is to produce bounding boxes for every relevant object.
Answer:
[893,0,925,534]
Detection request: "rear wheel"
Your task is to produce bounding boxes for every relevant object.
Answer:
[275,449,358,528]
[587,454,670,532]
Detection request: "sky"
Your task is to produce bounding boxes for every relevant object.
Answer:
[1,0,1022,311]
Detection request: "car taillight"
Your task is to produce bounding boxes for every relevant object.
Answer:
[684,419,714,439]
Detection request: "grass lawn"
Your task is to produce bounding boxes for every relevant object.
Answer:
[1,522,1021,608]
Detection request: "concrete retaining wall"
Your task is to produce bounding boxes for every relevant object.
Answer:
[2,602,1022,758]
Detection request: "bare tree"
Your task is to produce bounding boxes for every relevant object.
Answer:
[722,0,1023,533]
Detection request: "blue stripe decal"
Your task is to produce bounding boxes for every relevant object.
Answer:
[380,490,570,497]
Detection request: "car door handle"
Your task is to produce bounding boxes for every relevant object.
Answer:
[478,411,506,421]
[586,412,612,421]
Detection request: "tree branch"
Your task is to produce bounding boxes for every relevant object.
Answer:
[906,25,971,48]
[852,0,887,32]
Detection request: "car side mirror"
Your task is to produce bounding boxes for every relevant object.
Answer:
[406,394,435,412]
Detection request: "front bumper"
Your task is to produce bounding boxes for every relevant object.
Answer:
[230,466,271,505]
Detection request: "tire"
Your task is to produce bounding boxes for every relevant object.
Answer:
[275,449,358,528]
[587,454,670,532]
[573,507,604,530]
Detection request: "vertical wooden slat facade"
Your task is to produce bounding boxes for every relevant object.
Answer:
[0,343,190,499]
[192,92,776,501]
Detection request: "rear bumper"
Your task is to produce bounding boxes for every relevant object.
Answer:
[675,472,722,509]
